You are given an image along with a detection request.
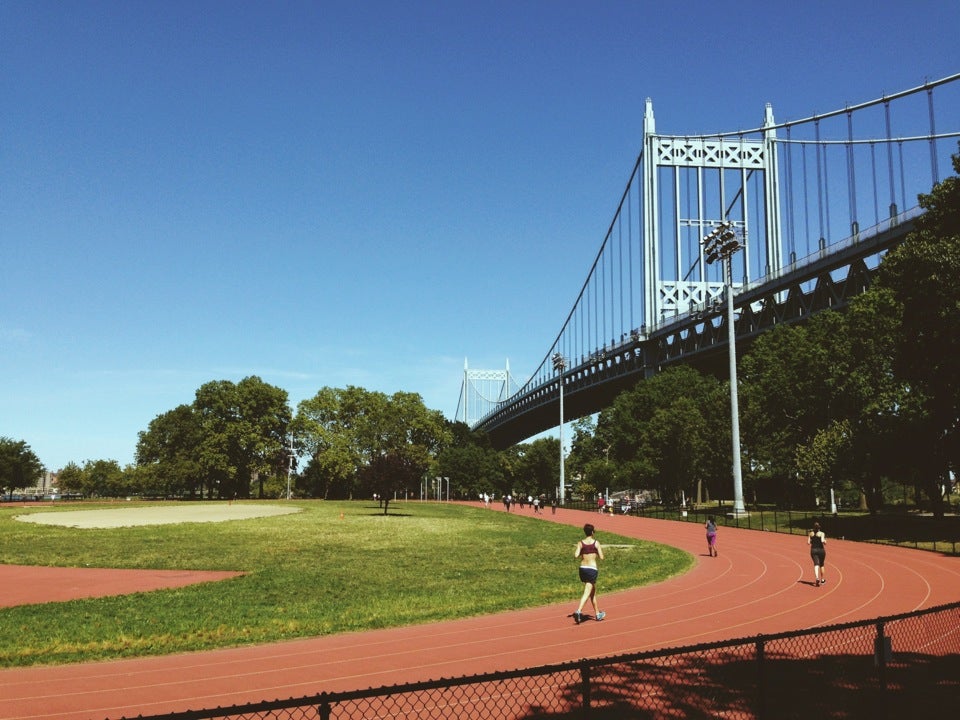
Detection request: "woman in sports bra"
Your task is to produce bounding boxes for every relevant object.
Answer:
[573,523,606,624]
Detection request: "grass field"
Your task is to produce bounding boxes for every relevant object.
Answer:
[0,501,693,668]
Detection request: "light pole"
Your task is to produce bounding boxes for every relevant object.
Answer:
[286,439,295,501]
[552,352,567,505]
[702,221,747,516]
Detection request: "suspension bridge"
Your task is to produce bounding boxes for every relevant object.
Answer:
[459,73,960,446]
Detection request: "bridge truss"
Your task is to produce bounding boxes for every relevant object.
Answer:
[456,359,523,429]
[473,73,960,447]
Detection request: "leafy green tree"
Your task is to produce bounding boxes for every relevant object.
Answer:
[567,416,607,500]
[360,391,449,513]
[594,366,723,504]
[193,376,291,499]
[795,419,852,509]
[0,437,43,498]
[739,311,853,506]
[56,462,85,495]
[843,285,911,511]
[436,423,505,499]
[870,148,960,515]
[80,459,126,497]
[293,386,379,499]
[293,386,448,512]
[135,404,204,498]
[511,437,560,499]
[647,396,710,504]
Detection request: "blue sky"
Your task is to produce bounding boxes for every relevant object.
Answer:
[2,1,958,472]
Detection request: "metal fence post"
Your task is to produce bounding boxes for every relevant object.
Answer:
[317,692,332,720]
[580,661,592,717]
[874,621,890,695]
[756,638,766,720]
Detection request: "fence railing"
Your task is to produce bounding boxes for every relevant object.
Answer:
[121,600,960,720]
[571,500,960,556]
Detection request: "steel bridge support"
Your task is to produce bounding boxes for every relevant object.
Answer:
[641,99,783,330]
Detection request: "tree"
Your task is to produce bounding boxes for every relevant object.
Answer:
[511,437,560,499]
[739,312,853,506]
[56,462,85,495]
[871,147,960,516]
[193,377,292,499]
[436,423,504,499]
[0,437,43,498]
[79,459,126,497]
[293,386,377,499]
[567,416,607,500]
[135,404,204,498]
[795,419,852,510]
[293,386,448,513]
[361,391,449,513]
[594,366,723,503]
[135,378,291,500]
[843,285,911,511]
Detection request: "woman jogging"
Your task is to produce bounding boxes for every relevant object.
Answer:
[573,523,606,624]
[808,522,827,586]
[705,516,718,557]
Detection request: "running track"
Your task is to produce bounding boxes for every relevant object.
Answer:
[2,506,959,720]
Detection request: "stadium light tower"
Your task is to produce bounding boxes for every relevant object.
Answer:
[552,352,567,505]
[702,221,747,516]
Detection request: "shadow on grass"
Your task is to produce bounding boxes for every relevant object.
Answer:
[360,505,413,517]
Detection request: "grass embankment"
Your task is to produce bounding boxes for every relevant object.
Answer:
[0,501,692,667]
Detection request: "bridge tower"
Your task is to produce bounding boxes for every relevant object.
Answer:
[641,99,783,329]
[458,359,519,428]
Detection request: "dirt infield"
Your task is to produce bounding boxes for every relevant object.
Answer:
[1,505,959,720]
[13,503,300,529]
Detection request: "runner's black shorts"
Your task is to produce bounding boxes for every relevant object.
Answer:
[579,566,599,584]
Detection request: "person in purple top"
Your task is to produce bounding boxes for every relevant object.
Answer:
[705,516,718,557]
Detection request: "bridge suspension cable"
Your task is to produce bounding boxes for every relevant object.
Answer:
[469,73,960,440]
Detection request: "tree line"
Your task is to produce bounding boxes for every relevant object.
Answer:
[3,150,957,514]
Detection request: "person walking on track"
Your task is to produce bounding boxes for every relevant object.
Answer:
[808,521,827,586]
[573,523,606,624]
[705,515,718,557]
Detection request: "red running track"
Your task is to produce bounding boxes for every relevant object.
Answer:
[1,506,959,720]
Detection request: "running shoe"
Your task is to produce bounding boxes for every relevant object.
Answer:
[596,611,606,621]
[573,611,582,624]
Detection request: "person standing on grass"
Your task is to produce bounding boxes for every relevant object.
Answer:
[573,523,606,624]
[808,522,827,586]
[705,516,718,556]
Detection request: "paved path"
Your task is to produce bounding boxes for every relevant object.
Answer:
[2,507,958,720]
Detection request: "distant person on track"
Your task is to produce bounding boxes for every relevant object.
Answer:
[705,515,718,556]
[808,522,827,586]
[573,523,606,624]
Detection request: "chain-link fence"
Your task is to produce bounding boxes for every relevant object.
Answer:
[120,600,960,720]
[569,500,960,556]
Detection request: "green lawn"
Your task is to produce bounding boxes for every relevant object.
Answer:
[0,501,692,667]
